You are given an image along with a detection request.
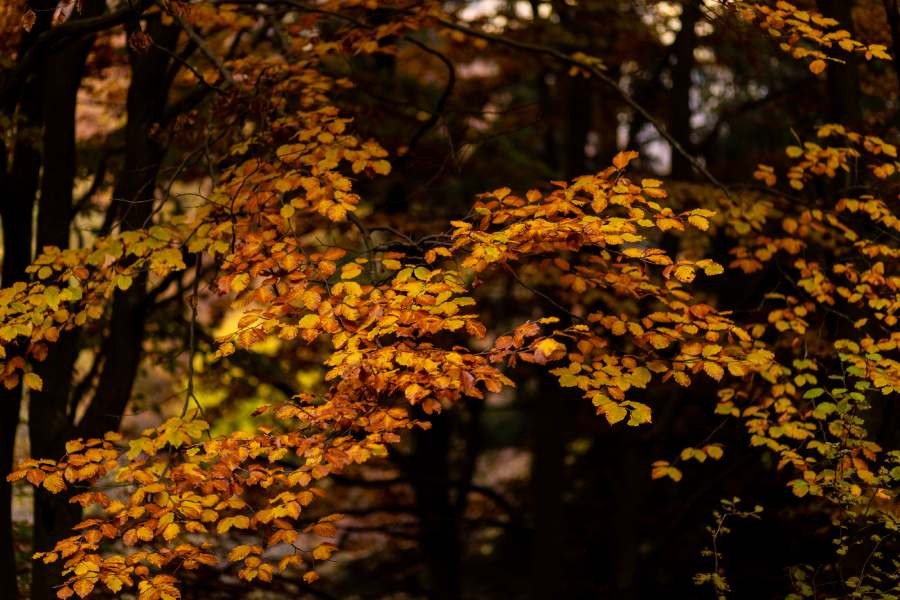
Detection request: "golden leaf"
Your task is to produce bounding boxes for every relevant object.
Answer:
[43,474,65,494]
[703,361,725,381]
[673,265,695,283]
[231,273,251,293]
[612,150,639,170]
[24,372,43,392]
[162,522,180,542]
[534,338,567,364]
[341,263,363,279]
[116,274,133,291]
[311,544,334,561]
[72,579,94,599]
[228,545,255,562]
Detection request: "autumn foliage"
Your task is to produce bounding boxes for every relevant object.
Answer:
[1,1,900,599]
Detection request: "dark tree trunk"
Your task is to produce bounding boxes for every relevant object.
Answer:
[0,4,62,593]
[28,4,106,598]
[563,74,592,178]
[529,24,590,591]
[529,374,569,599]
[816,0,863,129]
[28,11,178,600]
[407,414,460,600]
[882,0,900,99]
[0,82,43,600]
[78,17,180,440]
[670,0,700,179]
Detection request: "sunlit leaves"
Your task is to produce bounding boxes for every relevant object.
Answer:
[11,0,893,591]
[736,1,892,73]
[24,372,42,391]
[651,460,683,482]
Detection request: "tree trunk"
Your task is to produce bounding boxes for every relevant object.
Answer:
[78,17,180,440]
[0,4,63,593]
[529,28,590,592]
[670,0,700,179]
[28,4,106,598]
[30,16,180,598]
[882,0,900,99]
[407,414,460,600]
[816,0,863,129]
[0,81,43,600]
[529,374,569,599]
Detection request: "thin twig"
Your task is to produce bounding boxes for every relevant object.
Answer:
[160,1,235,86]
[181,254,204,418]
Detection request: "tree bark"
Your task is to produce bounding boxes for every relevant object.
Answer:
[881,0,900,101]
[529,374,568,599]
[29,15,180,597]
[0,80,43,600]
[28,3,106,598]
[816,0,863,129]
[407,414,460,600]
[78,18,180,440]
[0,5,63,593]
[670,0,700,179]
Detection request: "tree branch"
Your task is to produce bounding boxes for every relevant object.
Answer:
[1,0,153,110]
[158,1,235,86]
[432,17,731,195]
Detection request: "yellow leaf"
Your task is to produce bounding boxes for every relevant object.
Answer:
[162,523,180,542]
[687,215,709,231]
[673,372,691,387]
[703,361,725,381]
[299,314,319,329]
[627,402,652,426]
[72,579,94,599]
[103,575,124,593]
[341,263,363,279]
[43,474,65,494]
[231,273,251,293]
[595,399,627,425]
[701,344,722,358]
[630,367,652,388]
[116,274,133,291]
[700,261,724,276]
[726,362,747,376]
[312,522,337,537]
[651,460,682,482]
[534,338,566,364]
[228,545,254,562]
[232,515,250,529]
[673,265,695,283]
[612,150,639,170]
[705,445,724,460]
[312,544,334,561]
[24,372,43,392]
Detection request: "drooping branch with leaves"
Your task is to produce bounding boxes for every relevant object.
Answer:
[1,1,899,599]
